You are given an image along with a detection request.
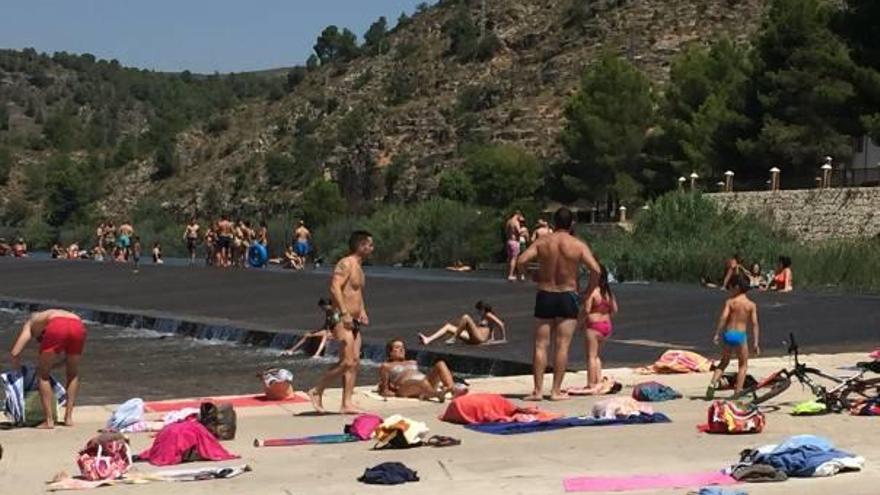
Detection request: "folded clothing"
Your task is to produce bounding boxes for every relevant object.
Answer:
[741,435,864,478]
[136,419,238,466]
[731,464,787,483]
[466,412,671,435]
[106,398,144,431]
[632,382,682,402]
[439,393,561,424]
[592,397,654,419]
[358,462,419,485]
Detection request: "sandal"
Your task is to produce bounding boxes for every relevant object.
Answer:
[426,435,461,448]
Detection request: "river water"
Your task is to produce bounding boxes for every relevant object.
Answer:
[0,310,379,406]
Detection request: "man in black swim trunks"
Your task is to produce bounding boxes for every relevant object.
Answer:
[517,207,600,401]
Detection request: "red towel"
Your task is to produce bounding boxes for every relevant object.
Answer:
[137,419,238,466]
[440,393,562,424]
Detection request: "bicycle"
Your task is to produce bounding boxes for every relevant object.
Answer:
[740,332,880,412]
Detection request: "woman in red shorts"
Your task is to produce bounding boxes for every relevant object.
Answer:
[9,309,87,428]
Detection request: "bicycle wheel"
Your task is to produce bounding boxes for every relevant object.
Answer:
[840,377,880,411]
[743,375,792,405]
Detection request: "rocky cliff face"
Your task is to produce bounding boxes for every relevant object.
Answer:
[3,0,770,219]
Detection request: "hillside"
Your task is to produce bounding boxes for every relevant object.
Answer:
[0,0,769,231]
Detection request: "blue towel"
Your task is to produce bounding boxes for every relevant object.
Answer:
[465,412,671,435]
[698,488,748,495]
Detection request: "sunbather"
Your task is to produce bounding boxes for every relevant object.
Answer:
[282,299,335,357]
[418,301,506,345]
[378,339,467,401]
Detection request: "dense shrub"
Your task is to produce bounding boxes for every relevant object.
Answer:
[591,192,880,293]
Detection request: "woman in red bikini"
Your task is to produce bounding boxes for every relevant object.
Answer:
[9,309,87,428]
[580,265,618,394]
[769,255,793,292]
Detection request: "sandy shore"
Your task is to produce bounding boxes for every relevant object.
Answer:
[1,352,878,494]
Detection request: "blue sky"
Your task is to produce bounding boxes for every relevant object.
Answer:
[0,1,431,73]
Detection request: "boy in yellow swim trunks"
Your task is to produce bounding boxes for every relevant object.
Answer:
[706,274,760,399]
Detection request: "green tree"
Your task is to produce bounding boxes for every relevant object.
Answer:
[337,106,370,147]
[45,155,89,227]
[152,139,178,180]
[386,64,417,104]
[286,66,307,91]
[43,109,81,150]
[0,104,8,131]
[465,144,543,208]
[306,55,320,71]
[0,146,11,186]
[265,151,295,186]
[301,179,346,227]
[437,168,476,203]
[363,16,390,56]
[833,0,880,71]
[657,39,754,180]
[560,53,653,202]
[746,0,871,182]
[443,4,480,60]
[313,26,360,64]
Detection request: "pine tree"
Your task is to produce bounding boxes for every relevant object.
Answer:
[363,17,390,56]
[657,39,754,181]
[559,54,653,202]
[747,0,870,183]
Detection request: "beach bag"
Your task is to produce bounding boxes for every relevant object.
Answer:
[701,400,765,434]
[76,433,132,481]
[23,389,60,426]
[199,402,237,440]
[345,413,383,440]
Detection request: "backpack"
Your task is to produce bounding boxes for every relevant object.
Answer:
[76,433,132,481]
[199,402,237,440]
[701,400,765,434]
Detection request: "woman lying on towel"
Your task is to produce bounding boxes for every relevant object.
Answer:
[378,339,468,402]
[418,301,506,346]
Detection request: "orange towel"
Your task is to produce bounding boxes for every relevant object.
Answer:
[439,393,562,424]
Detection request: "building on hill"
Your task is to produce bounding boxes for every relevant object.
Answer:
[850,135,880,186]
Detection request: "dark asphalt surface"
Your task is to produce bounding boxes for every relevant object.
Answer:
[0,258,878,371]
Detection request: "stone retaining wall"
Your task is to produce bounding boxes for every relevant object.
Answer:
[707,188,880,241]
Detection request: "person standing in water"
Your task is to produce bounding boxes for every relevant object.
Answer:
[184,217,200,266]
[505,211,523,281]
[293,220,311,261]
[309,230,374,414]
[706,274,761,398]
[9,309,87,428]
[517,207,600,401]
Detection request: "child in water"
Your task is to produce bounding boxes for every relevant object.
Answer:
[706,274,760,399]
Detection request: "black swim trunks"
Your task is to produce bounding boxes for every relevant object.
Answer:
[534,290,580,319]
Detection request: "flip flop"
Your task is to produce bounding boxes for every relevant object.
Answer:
[427,435,461,447]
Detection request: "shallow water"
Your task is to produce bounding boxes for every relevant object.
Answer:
[0,311,379,405]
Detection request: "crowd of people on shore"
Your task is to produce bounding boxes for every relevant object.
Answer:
[2,217,316,271]
[703,253,794,293]
[5,206,786,423]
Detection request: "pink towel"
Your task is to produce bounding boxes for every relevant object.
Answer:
[137,419,238,466]
[563,470,737,492]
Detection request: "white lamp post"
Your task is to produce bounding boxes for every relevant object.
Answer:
[821,157,833,189]
[769,167,781,191]
[723,170,734,192]
[689,172,699,191]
